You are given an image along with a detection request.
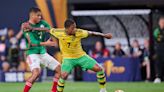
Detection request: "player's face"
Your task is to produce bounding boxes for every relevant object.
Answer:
[159,18,164,29]
[95,41,102,51]
[31,12,42,23]
[67,23,76,35]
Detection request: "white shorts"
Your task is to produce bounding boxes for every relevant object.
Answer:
[26,53,60,71]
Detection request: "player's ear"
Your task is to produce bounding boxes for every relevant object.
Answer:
[30,12,35,18]
[29,13,32,18]
[31,14,35,18]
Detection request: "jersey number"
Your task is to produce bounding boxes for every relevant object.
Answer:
[38,32,42,39]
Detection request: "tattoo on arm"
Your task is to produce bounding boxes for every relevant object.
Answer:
[88,31,112,39]
[88,31,104,37]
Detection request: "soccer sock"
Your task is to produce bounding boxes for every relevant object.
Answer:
[97,71,106,89]
[57,78,65,92]
[52,77,59,92]
[24,81,32,92]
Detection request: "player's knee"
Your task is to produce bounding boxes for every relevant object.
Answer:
[61,72,69,80]
[32,68,40,79]
[55,64,61,73]
[96,67,103,72]
[93,64,103,72]
[32,73,40,79]
[54,65,61,78]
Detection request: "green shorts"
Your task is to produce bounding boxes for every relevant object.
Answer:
[62,55,98,73]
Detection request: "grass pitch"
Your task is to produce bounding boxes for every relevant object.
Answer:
[0,81,164,92]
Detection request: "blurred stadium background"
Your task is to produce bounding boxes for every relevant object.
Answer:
[0,0,164,92]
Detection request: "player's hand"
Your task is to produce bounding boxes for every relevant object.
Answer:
[46,40,56,46]
[42,40,57,47]
[104,33,112,39]
[21,22,32,31]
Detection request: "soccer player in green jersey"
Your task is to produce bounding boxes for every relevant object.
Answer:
[153,16,164,83]
[22,7,61,92]
[24,19,112,92]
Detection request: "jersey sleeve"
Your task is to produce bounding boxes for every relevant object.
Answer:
[50,28,61,39]
[76,29,89,38]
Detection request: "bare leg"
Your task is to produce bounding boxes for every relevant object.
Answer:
[24,68,40,92]
[52,65,61,92]
[91,64,107,92]
[145,62,151,80]
[142,61,150,80]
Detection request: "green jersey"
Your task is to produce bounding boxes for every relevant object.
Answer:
[153,28,164,42]
[23,20,51,55]
[153,28,160,39]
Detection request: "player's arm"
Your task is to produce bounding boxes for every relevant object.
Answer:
[32,27,50,32]
[39,37,57,47]
[25,33,56,47]
[21,22,50,32]
[16,30,23,40]
[88,31,112,39]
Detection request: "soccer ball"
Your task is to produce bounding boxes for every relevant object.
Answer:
[115,90,124,92]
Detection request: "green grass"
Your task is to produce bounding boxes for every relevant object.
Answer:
[0,82,164,92]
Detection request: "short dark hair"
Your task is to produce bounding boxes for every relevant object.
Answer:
[29,7,41,14]
[64,19,75,28]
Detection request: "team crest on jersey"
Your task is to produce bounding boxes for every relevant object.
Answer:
[40,24,45,28]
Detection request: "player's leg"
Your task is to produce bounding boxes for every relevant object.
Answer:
[93,64,107,92]
[142,61,150,80]
[52,65,61,92]
[78,55,107,92]
[154,54,162,83]
[24,54,41,92]
[57,58,75,92]
[57,72,69,92]
[40,53,61,92]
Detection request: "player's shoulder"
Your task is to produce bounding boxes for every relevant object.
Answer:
[50,28,65,38]
[55,28,65,32]
[50,28,65,35]
[75,28,88,38]
[40,20,47,23]
[76,28,88,35]
[39,20,49,26]
[51,28,65,32]
[76,28,87,32]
